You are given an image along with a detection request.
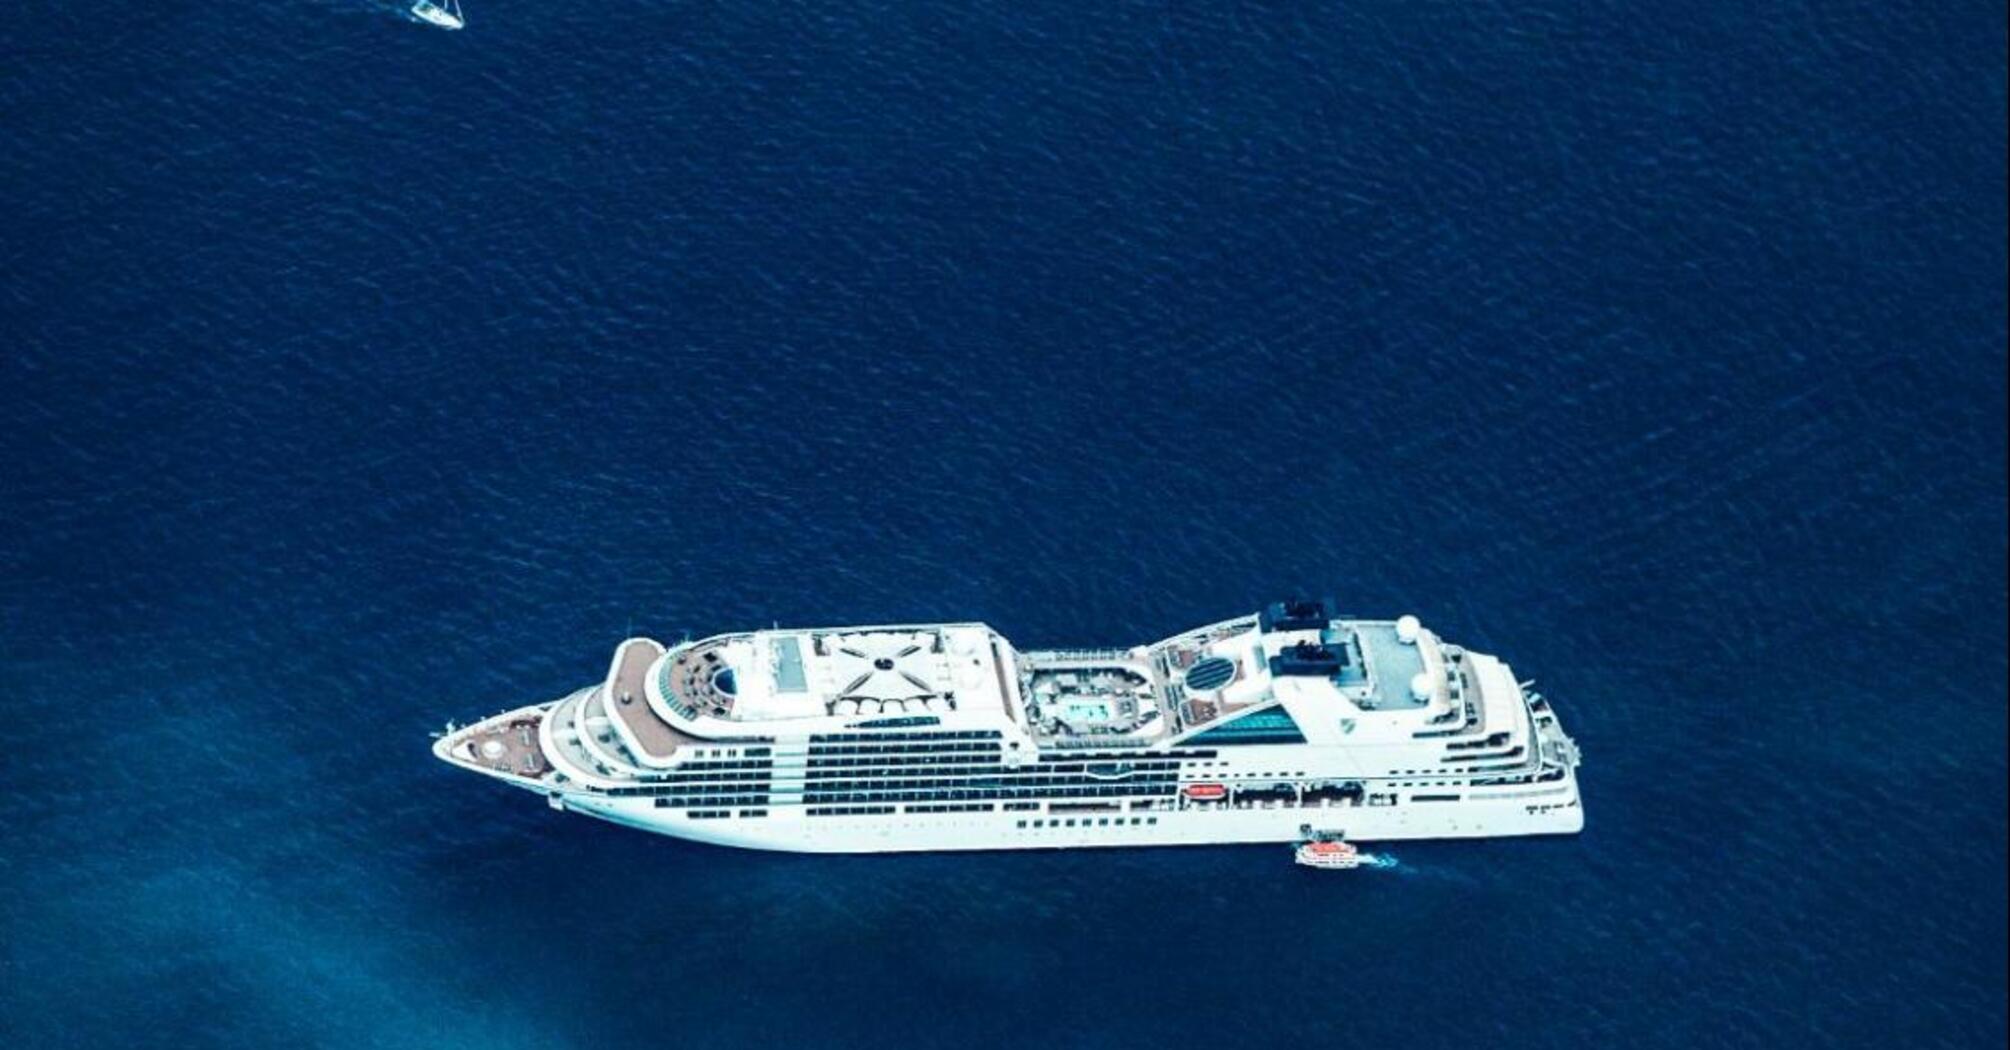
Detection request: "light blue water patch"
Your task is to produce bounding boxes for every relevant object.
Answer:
[1064,700,1111,721]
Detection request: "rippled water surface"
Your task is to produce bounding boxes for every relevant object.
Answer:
[3,2,2005,1047]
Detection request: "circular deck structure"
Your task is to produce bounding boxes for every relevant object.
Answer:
[1183,656,1236,692]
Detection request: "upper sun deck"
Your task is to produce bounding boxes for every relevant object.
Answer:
[1010,601,1465,748]
[1136,601,1463,745]
[586,601,1474,761]
[644,622,1021,730]
[440,601,1573,824]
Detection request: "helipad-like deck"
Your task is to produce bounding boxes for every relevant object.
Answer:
[459,714,548,778]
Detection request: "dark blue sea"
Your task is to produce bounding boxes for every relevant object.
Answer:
[3,1,2005,1047]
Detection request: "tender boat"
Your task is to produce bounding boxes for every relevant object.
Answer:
[1181,782,1228,801]
[1295,839,1364,869]
[411,0,465,30]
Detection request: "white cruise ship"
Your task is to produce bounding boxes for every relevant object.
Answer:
[434,601,1585,853]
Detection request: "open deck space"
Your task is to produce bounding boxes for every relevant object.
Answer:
[1355,623,1429,710]
[608,639,701,760]
[460,714,549,778]
[1022,657,1166,742]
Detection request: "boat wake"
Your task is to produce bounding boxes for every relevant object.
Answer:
[321,0,462,29]
[1366,855,1490,886]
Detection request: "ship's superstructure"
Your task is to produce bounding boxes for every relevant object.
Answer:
[434,601,1584,852]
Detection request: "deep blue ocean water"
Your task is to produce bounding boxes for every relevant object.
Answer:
[3,1,2005,1047]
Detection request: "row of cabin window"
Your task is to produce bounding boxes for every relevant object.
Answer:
[799,768,1173,784]
[683,744,773,759]
[655,795,767,808]
[612,779,768,797]
[809,756,1182,772]
[804,782,1171,804]
[674,761,775,774]
[1019,817,1158,829]
[809,731,1001,744]
[808,756,1008,770]
[809,742,999,758]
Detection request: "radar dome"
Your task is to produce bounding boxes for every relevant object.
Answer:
[1409,672,1433,701]
[1395,615,1422,644]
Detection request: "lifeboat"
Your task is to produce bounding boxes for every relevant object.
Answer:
[1294,839,1363,870]
[1182,782,1227,801]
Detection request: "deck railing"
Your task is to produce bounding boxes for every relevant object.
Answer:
[1038,734,1153,750]
[1021,647,1137,663]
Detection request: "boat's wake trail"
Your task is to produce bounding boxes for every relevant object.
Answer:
[326,0,453,28]
[1364,855,1483,885]
[1361,853,1401,870]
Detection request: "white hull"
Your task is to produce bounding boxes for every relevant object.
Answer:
[550,782,1583,854]
[438,605,1588,857]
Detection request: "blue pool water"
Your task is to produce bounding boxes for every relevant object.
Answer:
[2,2,2004,1048]
[1064,700,1112,721]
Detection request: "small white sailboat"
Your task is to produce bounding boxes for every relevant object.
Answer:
[411,0,465,30]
